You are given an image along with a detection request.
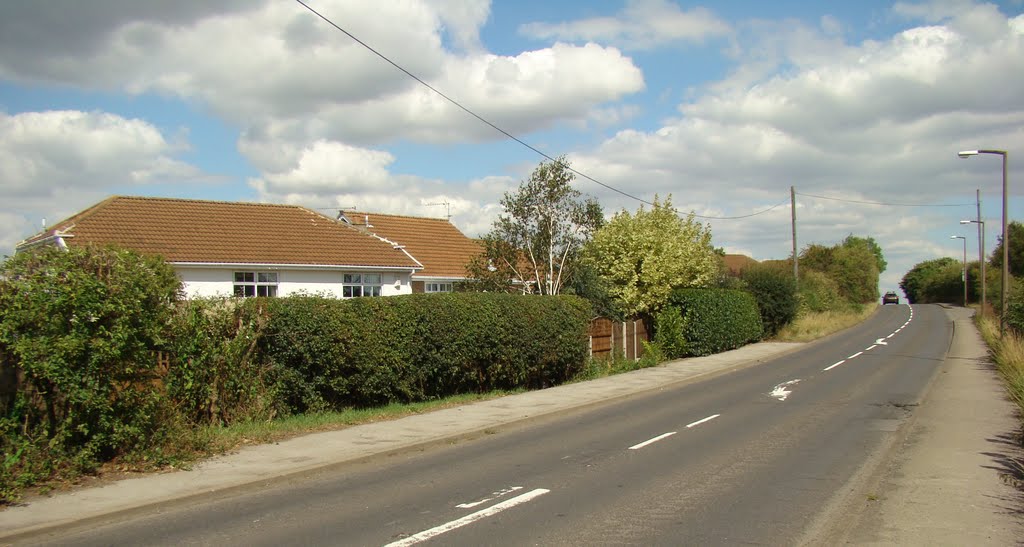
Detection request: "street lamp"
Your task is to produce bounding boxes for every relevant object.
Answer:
[951,235,967,307]
[958,149,1009,335]
[960,219,985,316]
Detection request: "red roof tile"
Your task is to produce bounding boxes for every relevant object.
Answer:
[19,196,421,269]
[343,211,482,279]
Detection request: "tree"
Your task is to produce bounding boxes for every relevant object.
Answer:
[843,235,887,274]
[466,157,603,295]
[989,221,1024,278]
[799,235,884,304]
[583,196,718,316]
[900,257,959,304]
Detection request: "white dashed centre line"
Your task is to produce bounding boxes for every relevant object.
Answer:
[824,359,846,371]
[629,431,677,450]
[386,488,550,547]
[848,351,864,359]
[687,414,721,428]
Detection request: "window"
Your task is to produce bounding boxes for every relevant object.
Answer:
[234,271,278,297]
[343,273,382,298]
[425,282,453,293]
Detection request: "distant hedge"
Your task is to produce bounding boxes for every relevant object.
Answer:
[169,293,593,418]
[666,288,763,356]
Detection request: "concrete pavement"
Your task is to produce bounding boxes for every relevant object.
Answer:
[826,306,1024,545]
[1,305,1022,544]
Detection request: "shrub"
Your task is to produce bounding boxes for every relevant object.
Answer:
[668,288,763,356]
[0,245,182,498]
[653,306,687,359]
[798,270,844,313]
[741,264,798,337]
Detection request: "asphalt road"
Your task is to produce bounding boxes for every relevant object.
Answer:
[26,303,949,546]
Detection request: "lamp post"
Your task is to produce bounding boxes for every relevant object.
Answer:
[958,149,1009,335]
[951,235,968,307]
[960,219,985,316]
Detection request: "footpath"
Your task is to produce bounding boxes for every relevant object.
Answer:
[1,306,1022,544]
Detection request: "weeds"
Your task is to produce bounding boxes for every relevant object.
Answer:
[977,316,1024,431]
[774,305,876,343]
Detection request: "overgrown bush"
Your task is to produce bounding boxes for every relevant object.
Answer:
[667,288,763,356]
[798,270,844,313]
[164,299,279,425]
[653,306,687,359]
[741,264,798,337]
[0,245,182,498]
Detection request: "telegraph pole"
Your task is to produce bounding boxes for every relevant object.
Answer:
[791,186,798,287]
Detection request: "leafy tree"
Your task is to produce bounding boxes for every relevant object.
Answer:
[466,157,603,295]
[900,257,960,304]
[989,221,1024,278]
[583,195,718,316]
[843,235,887,274]
[799,235,884,304]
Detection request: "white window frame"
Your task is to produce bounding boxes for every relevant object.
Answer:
[234,271,278,297]
[425,282,453,293]
[343,273,382,298]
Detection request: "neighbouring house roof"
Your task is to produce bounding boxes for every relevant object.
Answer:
[722,254,758,276]
[340,211,482,279]
[17,196,421,270]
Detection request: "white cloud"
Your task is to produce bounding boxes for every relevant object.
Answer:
[518,0,732,50]
[0,110,200,196]
[0,109,207,254]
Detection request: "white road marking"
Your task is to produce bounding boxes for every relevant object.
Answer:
[848,351,863,359]
[385,488,550,546]
[875,338,888,345]
[687,414,721,428]
[824,359,846,371]
[770,379,801,401]
[865,345,877,351]
[456,486,523,509]
[629,431,677,450]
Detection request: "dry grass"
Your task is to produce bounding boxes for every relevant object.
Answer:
[977,316,1024,418]
[773,305,878,343]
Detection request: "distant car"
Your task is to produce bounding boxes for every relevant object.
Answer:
[882,291,899,305]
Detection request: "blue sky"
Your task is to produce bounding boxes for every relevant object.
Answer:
[1,0,1022,292]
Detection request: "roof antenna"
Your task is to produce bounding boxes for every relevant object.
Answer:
[424,200,451,221]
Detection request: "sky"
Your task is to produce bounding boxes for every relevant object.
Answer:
[1,0,1022,294]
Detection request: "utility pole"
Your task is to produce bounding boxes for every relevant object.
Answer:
[978,190,985,316]
[791,186,798,287]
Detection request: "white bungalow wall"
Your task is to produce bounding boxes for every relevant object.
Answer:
[174,266,413,299]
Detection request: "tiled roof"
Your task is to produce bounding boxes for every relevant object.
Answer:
[19,196,421,269]
[343,211,482,279]
[722,254,758,275]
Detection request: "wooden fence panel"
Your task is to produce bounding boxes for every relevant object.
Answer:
[588,317,648,361]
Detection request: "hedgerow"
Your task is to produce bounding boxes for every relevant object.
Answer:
[244,293,592,413]
[666,288,763,356]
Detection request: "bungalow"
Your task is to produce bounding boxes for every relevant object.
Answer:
[14,196,456,299]
[338,210,482,293]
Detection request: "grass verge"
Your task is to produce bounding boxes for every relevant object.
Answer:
[773,305,878,343]
[976,315,1024,428]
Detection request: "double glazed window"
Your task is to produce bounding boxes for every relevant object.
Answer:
[425,282,453,293]
[343,273,382,298]
[234,272,278,297]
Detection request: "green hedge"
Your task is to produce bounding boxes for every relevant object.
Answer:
[666,288,763,356]
[191,293,593,415]
[741,265,798,337]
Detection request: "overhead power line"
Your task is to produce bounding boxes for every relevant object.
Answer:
[293,0,785,221]
[796,192,973,208]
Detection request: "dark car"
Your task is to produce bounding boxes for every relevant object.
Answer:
[882,291,899,305]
